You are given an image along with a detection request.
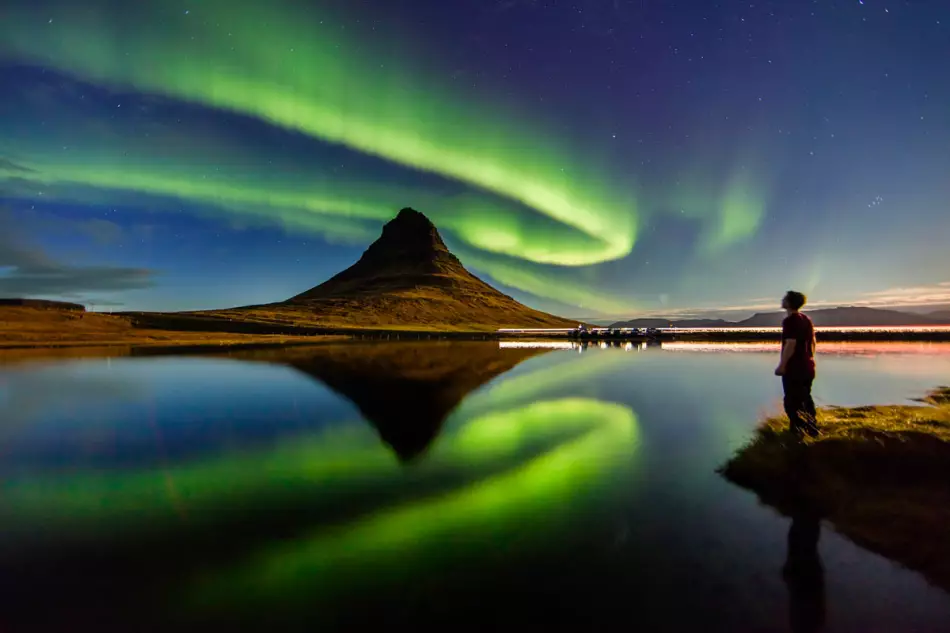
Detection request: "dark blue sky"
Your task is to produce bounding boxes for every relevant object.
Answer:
[1,0,948,318]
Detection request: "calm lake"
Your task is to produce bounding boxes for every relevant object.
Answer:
[2,341,949,632]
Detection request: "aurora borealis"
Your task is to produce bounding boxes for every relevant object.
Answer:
[2,0,949,316]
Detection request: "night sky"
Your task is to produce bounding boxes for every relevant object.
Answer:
[1,0,948,319]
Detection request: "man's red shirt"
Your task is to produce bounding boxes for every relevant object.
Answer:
[782,312,816,379]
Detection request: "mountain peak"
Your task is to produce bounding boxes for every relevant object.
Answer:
[394,206,431,224]
[388,207,437,235]
[289,207,469,301]
[372,207,450,258]
[266,207,579,329]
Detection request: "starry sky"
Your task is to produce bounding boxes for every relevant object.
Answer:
[1,0,948,319]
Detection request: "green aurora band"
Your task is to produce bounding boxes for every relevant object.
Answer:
[0,0,635,265]
[663,147,771,255]
[0,104,635,309]
[0,0,767,311]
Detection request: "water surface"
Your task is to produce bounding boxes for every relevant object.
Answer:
[2,341,949,632]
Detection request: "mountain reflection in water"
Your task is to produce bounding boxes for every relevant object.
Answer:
[232,341,554,461]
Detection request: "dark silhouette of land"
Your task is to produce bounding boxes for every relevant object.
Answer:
[721,386,950,594]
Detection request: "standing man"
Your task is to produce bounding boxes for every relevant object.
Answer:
[775,290,819,436]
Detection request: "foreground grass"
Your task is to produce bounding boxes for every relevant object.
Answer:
[721,387,950,593]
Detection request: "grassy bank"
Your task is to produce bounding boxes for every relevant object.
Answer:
[0,305,515,351]
[721,387,950,593]
[0,306,343,354]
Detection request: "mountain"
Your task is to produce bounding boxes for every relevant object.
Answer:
[212,208,577,331]
[611,307,947,329]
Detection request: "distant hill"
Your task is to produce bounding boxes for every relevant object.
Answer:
[739,307,943,328]
[928,310,950,323]
[207,208,578,331]
[611,306,948,329]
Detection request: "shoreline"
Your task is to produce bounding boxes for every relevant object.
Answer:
[3,305,950,353]
[4,329,950,353]
[0,337,352,364]
[720,387,950,594]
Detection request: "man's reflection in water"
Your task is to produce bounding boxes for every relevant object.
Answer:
[782,509,826,633]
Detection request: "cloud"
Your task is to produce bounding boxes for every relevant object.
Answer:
[0,208,154,297]
[0,265,154,296]
[861,282,950,303]
[0,158,36,174]
[14,207,127,245]
[76,218,124,245]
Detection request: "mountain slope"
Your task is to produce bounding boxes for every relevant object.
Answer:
[213,208,578,331]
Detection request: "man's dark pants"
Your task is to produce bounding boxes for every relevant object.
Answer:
[782,375,817,433]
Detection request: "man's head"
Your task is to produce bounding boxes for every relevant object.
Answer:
[782,290,807,312]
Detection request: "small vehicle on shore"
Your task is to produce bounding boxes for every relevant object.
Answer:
[567,326,662,341]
